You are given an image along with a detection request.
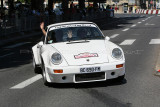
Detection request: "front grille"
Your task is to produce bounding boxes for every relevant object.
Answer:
[75,72,105,82]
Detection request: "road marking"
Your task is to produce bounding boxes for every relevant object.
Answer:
[10,74,42,89]
[119,39,136,45]
[4,42,30,48]
[117,24,124,27]
[142,20,145,21]
[0,53,14,58]
[122,28,130,31]
[145,23,155,26]
[138,22,142,24]
[110,34,119,38]
[149,39,160,44]
[131,24,136,27]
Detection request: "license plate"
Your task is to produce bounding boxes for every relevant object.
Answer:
[80,67,101,73]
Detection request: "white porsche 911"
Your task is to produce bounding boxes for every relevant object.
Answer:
[32,21,125,86]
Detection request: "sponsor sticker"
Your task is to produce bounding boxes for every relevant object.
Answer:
[49,24,96,31]
[74,53,98,59]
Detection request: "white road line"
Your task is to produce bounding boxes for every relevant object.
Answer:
[122,28,130,31]
[149,39,160,44]
[145,23,155,26]
[0,53,14,58]
[4,42,30,48]
[142,20,145,21]
[119,39,136,45]
[138,22,142,24]
[10,74,42,89]
[110,34,119,38]
[131,24,136,27]
[117,24,124,27]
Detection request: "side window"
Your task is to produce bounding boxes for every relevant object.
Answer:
[47,31,56,44]
[91,28,102,37]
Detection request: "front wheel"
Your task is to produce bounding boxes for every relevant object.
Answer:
[42,62,50,86]
[33,55,41,74]
[117,74,125,82]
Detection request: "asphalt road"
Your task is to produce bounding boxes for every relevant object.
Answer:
[0,14,160,107]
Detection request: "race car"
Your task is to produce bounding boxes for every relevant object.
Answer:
[32,21,125,86]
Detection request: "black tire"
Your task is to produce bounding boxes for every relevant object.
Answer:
[33,55,42,74]
[117,74,125,82]
[42,61,50,86]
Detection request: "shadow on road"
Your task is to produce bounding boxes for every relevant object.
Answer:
[47,78,127,89]
[99,16,146,31]
[0,36,40,70]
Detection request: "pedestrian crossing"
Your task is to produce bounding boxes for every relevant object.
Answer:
[110,37,160,46]
[119,39,136,45]
[149,39,160,44]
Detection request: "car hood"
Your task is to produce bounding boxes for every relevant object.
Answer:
[51,40,109,66]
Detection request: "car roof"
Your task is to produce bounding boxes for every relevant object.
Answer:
[47,21,96,28]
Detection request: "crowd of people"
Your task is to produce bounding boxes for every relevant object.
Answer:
[0,2,111,36]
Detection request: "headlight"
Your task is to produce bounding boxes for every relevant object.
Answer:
[51,53,62,65]
[112,48,122,59]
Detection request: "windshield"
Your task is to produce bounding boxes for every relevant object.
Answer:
[47,25,104,44]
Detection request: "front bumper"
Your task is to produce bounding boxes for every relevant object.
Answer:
[45,61,125,83]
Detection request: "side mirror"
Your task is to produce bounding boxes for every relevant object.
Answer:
[39,41,43,45]
[105,36,110,41]
[37,41,43,48]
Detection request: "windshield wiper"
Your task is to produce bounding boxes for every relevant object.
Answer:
[66,40,90,44]
[82,36,104,40]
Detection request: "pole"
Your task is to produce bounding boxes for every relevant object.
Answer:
[1,0,3,9]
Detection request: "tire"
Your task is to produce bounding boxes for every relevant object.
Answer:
[33,55,42,74]
[117,74,125,82]
[42,61,50,86]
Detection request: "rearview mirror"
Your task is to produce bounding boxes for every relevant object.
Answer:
[105,36,110,41]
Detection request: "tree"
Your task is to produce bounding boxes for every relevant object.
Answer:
[78,0,85,9]
[8,0,14,17]
[62,0,69,9]
[31,0,44,10]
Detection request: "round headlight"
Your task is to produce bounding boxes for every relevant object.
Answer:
[51,53,62,65]
[112,48,122,59]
